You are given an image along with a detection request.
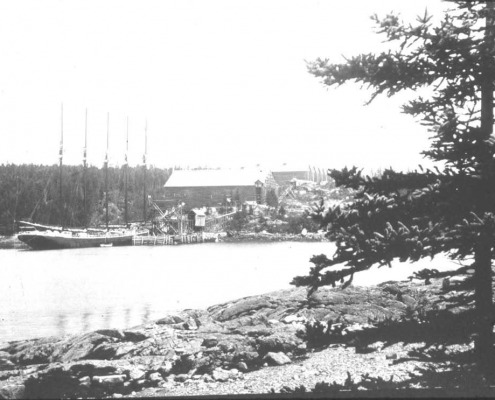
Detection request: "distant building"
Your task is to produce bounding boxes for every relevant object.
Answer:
[163,169,278,210]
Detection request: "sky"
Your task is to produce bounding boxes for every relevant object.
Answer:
[0,0,449,172]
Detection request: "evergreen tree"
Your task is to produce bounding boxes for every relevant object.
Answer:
[292,2,495,376]
[266,188,279,208]
[0,164,170,231]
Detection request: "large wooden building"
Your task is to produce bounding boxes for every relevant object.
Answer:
[271,165,310,186]
[163,169,278,210]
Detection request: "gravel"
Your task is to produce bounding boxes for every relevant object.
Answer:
[129,342,471,397]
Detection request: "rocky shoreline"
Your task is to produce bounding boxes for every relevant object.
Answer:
[220,231,327,242]
[0,275,474,399]
[0,236,27,250]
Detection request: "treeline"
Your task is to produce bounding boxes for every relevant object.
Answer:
[0,164,171,234]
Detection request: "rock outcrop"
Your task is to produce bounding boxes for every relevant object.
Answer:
[0,277,466,399]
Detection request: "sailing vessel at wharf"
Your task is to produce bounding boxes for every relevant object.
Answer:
[18,108,148,250]
[18,229,139,250]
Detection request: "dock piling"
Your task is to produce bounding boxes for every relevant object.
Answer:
[132,233,207,246]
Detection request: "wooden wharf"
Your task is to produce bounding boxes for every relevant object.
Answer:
[132,233,216,246]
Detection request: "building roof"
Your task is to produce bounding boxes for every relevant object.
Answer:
[164,169,270,188]
[189,208,206,216]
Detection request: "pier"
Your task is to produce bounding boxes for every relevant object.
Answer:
[132,233,217,246]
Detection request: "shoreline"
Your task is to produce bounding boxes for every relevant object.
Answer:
[0,235,27,250]
[220,231,327,243]
[0,274,475,398]
[0,231,327,250]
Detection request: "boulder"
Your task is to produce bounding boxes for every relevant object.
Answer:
[0,383,25,400]
[172,353,198,374]
[78,376,91,388]
[234,351,259,366]
[218,342,236,353]
[0,358,15,371]
[212,368,230,382]
[381,284,402,296]
[148,372,163,383]
[355,344,375,354]
[129,356,169,373]
[88,343,119,360]
[214,297,276,322]
[92,374,126,389]
[184,319,199,331]
[308,290,348,307]
[157,361,173,376]
[236,362,248,372]
[450,276,468,284]
[245,328,273,338]
[201,338,219,348]
[263,352,291,366]
[174,374,189,382]
[11,341,57,366]
[281,315,306,324]
[128,367,146,381]
[256,333,301,355]
[134,379,146,390]
[369,341,385,351]
[95,330,125,341]
[59,332,111,363]
[401,294,417,307]
[156,315,184,325]
[123,331,149,343]
[113,343,136,359]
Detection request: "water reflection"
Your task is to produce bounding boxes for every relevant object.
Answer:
[82,311,91,332]
[56,313,67,336]
[46,305,159,340]
[102,307,113,329]
[124,307,131,327]
[142,304,151,324]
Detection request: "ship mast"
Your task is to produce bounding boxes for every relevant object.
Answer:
[59,103,64,228]
[83,109,88,228]
[124,117,129,225]
[143,120,147,223]
[105,113,110,232]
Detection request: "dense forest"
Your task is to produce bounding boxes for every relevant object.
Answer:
[0,164,171,234]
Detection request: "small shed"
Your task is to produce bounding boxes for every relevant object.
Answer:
[188,208,206,230]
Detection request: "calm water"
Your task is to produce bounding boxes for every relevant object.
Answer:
[0,242,458,343]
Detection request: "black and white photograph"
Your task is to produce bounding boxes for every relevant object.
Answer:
[2,0,495,398]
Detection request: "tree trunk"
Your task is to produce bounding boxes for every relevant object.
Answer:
[474,241,494,375]
[476,0,495,377]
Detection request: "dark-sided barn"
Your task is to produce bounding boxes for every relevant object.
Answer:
[163,169,278,210]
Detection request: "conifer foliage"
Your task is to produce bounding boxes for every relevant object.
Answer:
[292,2,495,375]
[0,164,170,231]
